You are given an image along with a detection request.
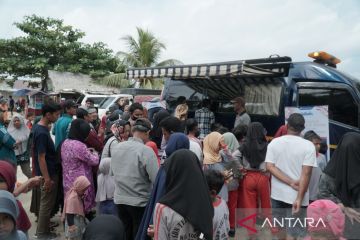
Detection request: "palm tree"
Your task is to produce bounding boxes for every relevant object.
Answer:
[99,27,182,89]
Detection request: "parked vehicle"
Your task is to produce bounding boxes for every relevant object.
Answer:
[118,88,162,103]
[97,94,133,119]
[126,52,360,150]
[77,93,111,108]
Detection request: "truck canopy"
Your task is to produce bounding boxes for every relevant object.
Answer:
[126,56,292,80]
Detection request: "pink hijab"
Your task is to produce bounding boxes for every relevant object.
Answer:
[306,200,345,239]
[62,176,90,221]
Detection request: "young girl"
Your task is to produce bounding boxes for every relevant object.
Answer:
[63,176,91,240]
[95,157,117,216]
[0,190,27,240]
[305,199,345,240]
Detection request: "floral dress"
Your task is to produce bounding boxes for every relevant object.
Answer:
[61,139,99,213]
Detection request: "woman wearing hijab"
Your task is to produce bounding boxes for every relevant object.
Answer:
[101,120,131,160]
[203,132,228,201]
[83,215,126,240]
[149,110,170,149]
[153,149,214,240]
[61,119,100,215]
[0,160,40,235]
[174,104,188,132]
[221,132,241,236]
[95,157,117,217]
[174,103,188,121]
[136,133,189,240]
[318,132,360,239]
[8,115,31,178]
[233,122,270,238]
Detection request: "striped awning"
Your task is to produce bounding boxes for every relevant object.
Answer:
[126,57,291,80]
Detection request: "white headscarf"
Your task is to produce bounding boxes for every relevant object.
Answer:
[95,157,115,202]
[7,115,30,156]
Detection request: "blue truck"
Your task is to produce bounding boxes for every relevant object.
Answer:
[127,52,360,150]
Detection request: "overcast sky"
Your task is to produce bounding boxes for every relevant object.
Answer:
[1,0,359,77]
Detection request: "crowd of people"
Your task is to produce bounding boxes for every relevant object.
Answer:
[0,95,359,240]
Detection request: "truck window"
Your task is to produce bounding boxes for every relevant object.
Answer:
[298,88,358,127]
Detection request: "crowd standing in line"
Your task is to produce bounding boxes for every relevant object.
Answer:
[0,95,359,240]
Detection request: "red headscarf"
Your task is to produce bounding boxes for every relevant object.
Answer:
[0,161,16,192]
[0,160,31,232]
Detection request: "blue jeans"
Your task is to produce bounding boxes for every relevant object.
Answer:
[271,199,307,238]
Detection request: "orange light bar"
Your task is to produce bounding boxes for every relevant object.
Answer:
[308,51,341,65]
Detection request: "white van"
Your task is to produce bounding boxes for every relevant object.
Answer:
[97,94,133,119]
[78,94,110,108]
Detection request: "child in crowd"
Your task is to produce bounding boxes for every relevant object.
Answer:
[63,176,91,240]
[0,190,27,240]
[304,130,327,171]
[205,169,230,240]
[25,112,35,130]
[95,157,117,216]
[305,199,345,240]
[304,130,326,202]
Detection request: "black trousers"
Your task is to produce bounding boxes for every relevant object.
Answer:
[117,204,146,240]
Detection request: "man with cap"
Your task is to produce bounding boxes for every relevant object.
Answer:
[231,96,251,128]
[110,118,158,240]
[265,113,317,239]
[53,99,77,150]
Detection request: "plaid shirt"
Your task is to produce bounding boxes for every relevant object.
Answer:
[195,107,215,139]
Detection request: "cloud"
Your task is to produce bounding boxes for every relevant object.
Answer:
[0,0,359,77]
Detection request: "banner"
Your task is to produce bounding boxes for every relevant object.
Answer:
[285,106,330,159]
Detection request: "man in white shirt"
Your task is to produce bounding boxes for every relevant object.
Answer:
[265,113,317,239]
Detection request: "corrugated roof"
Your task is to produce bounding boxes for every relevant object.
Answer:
[0,81,15,92]
[13,80,41,90]
[47,70,117,93]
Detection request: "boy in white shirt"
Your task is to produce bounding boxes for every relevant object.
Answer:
[205,169,230,240]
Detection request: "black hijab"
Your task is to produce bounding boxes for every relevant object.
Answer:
[159,149,214,240]
[150,110,170,148]
[240,122,268,168]
[324,132,360,207]
[82,215,126,240]
[68,119,91,143]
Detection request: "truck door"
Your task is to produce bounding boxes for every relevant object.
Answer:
[296,82,360,149]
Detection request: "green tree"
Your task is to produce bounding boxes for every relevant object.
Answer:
[101,27,182,89]
[0,15,119,90]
